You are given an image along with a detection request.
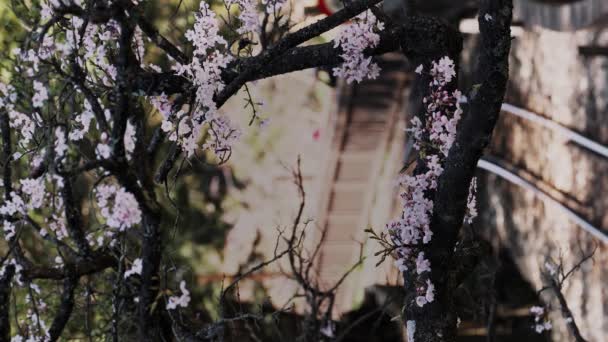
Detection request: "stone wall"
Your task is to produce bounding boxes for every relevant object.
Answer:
[480,26,608,342]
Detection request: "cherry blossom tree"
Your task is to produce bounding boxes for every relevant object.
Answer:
[0,0,513,341]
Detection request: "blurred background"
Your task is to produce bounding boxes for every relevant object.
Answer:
[1,0,607,341]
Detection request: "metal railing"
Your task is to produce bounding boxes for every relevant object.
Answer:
[475,103,608,243]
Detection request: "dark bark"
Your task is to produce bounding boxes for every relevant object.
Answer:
[134,16,460,98]
[48,276,78,341]
[549,277,588,342]
[138,209,163,341]
[215,0,383,107]
[61,176,92,256]
[23,252,116,280]
[0,265,15,341]
[153,15,462,183]
[401,1,513,341]
[1,1,514,340]
[0,112,12,200]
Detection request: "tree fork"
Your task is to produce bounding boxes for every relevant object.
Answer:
[400,1,513,341]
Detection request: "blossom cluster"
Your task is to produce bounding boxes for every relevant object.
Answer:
[410,58,463,156]
[530,306,553,334]
[386,57,478,308]
[2,82,36,148]
[8,3,127,165]
[171,2,242,158]
[95,184,142,231]
[333,10,382,84]
[226,0,260,35]
[0,259,49,342]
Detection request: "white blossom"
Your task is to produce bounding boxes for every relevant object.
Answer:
[20,178,45,210]
[0,192,25,216]
[226,0,260,35]
[415,296,427,307]
[406,320,416,342]
[530,305,552,334]
[54,127,68,159]
[544,261,557,276]
[124,120,137,159]
[3,221,15,240]
[32,81,48,108]
[124,258,143,278]
[320,320,335,338]
[167,280,191,310]
[425,279,435,303]
[387,57,465,310]
[415,252,431,274]
[464,177,478,224]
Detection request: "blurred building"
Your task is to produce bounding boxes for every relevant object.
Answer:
[219,1,608,341]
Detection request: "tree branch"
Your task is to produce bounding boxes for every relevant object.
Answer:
[60,176,93,256]
[401,1,513,341]
[432,0,512,247]
[22,252,116,280]
[135,15,459,97]
[152,15,459,183]
[48,276,78,342]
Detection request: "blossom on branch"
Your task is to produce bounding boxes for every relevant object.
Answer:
[464,177,478,224]
[96,185,142,231]
[385,56,471,308]
[226,0,261,35]
[167,280,191,310]
[172,2,242,158]
[124,258,143,279]
[333,10,382,84]
[530,306,552,334]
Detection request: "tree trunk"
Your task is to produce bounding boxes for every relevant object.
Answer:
[400,1,513,341]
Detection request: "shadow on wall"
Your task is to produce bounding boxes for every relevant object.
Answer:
[479,25,608,342]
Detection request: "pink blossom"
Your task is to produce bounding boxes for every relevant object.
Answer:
[226,0,260,35]
[96,185,142,231]
[387,57,466,310]
[333,11,382,84]
[176,3,242,158]
[431,57,456,85]
[415,252,431,274]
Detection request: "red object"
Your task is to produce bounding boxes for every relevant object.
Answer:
[312,128,321,141]
[318,0,344,16]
